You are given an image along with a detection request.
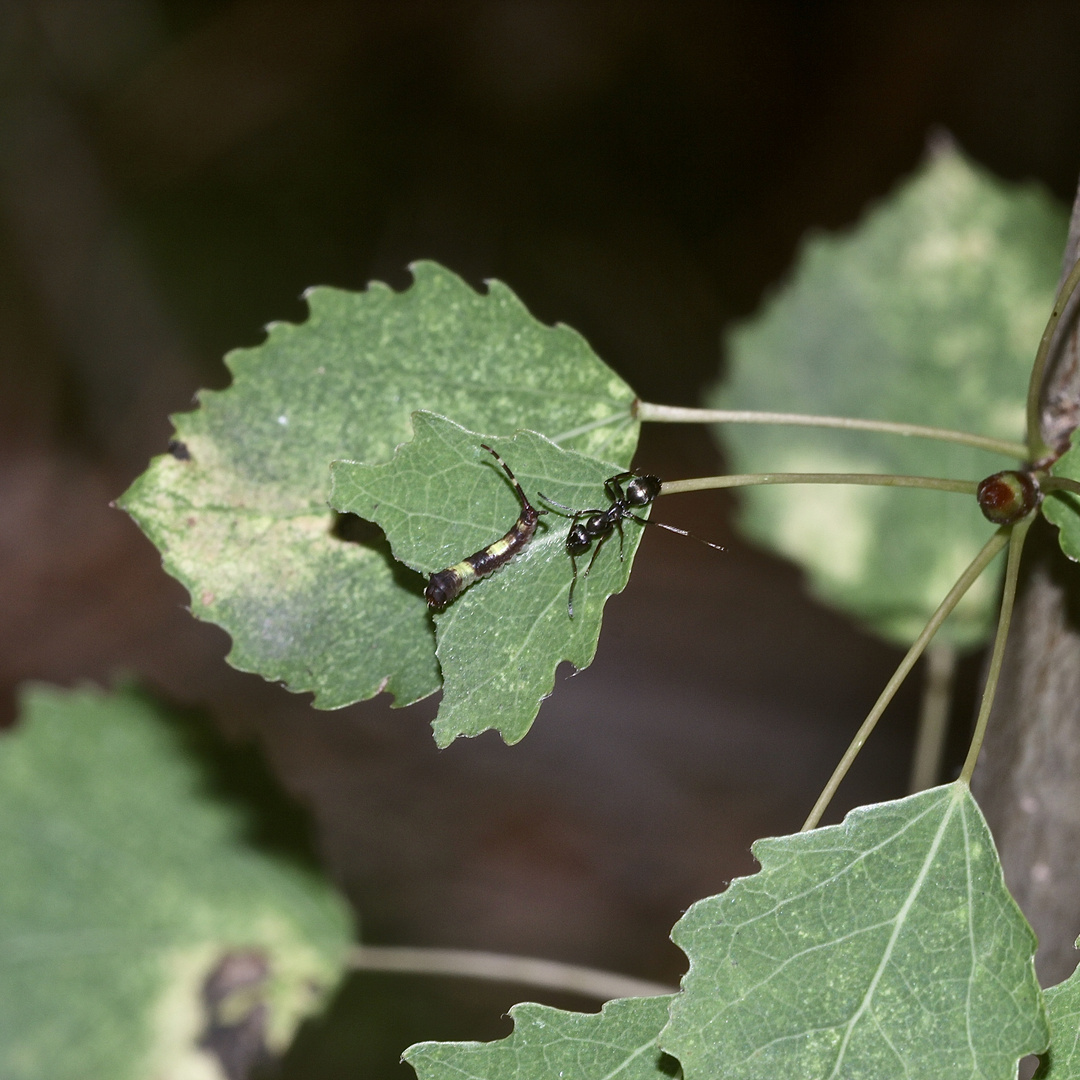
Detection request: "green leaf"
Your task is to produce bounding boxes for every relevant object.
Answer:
[711,146,1066,647]
[0,684,353,1080]
[662,782,1047,1079]
[331,411,646,745]
[1044,432,1080,559]
[119,262,638,710]
[1034,942,1080,1078]
[404,995,679,1080]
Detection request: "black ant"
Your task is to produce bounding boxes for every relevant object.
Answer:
[539,471,723,617]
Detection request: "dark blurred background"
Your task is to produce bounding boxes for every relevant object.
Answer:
[3,3,1080,1076]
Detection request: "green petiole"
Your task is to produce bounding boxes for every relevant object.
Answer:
[635,401,1029,460]
[959,514,1034,783]
[801,526,1010,832]
[1040,474,1080,497]
[661,473,979,497]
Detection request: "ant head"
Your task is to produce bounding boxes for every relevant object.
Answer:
[625,475,661,507]
[567,522,591,554]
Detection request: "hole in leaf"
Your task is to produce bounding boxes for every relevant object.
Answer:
[330,512,426,599]
[657,1050,682,1076]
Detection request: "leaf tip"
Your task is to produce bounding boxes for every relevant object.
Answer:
[430,724,457,750]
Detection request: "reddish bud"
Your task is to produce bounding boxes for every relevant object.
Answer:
[976,470,1041,524]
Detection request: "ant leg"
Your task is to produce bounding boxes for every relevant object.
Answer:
[565,511,589,618]
[567,549,581,618]
[604,472,634,503]
[627,512,725,551]
[581,532,609,581]
[615,518,625,560]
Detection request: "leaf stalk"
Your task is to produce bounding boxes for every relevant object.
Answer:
[635,402,1029,460]
[349,944,675,1000]
[1040,474,1080,497]
[661,473,979,497]
[959,514,1033,783]
[801,527,1010,832]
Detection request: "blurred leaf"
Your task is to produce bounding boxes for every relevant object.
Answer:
[1044,432,1080,560]
[1034,942,1080,1077]
[661,782,1047,1079]
[119,262,638,709]
[331,412,647,745]
[711,146,1066,646]
[0,685,352,1080]
[405,995,678,1080]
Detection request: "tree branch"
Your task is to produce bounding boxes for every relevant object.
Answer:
[971,176,1080,986]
